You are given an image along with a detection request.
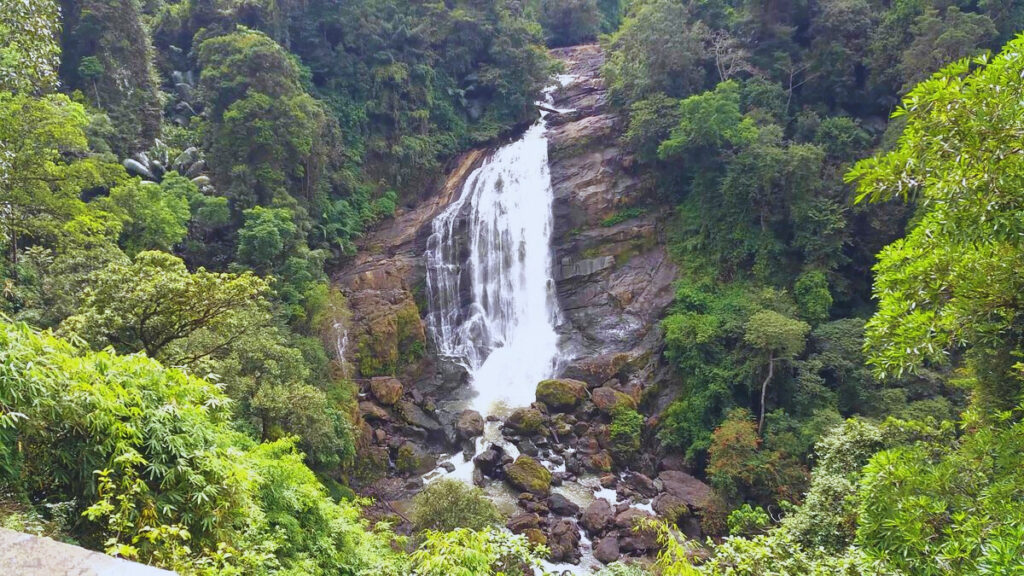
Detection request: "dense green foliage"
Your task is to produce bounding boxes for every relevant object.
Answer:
[4,0,1024,572]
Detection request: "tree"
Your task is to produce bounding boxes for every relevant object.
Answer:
[898,7,996,92]
[540,0,601,47]
[0,0,61,93]
[0,92,123,266]
[102,178,191,255]
[61,250,270,363]
[848,37,1024,411]
[744,310,810,434]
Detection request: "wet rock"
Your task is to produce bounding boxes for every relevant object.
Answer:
[546,519,581,563]
[548,493,581,517]
[517,438,540,457]
[358,401,389,422]
[591,387,637,414]
[599,474,617,489]
[370,376,404,406]
[473,446,503,477]
[395,441,436,475]
[440,462,456,473]
[581,499,614,535]
[625,473,658,498]
[583,450,614,473]
[396,400,443,433]
[455,409,484,440]
[658,470,712,510]
[652,493,689,523]
[536,378,588,411]
[508,512,542,533]
[615,508,655,533]
[524,528,547,547]
[593,533,620,564]
[505,456,552,496]
[505,407,546,435]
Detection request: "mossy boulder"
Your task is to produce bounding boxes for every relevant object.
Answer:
[536,379,587,412]
[505,456,552,496]
[370,376,403,406]
[505,407,546,435]
[395,441,436,475]
[591,386,637,414]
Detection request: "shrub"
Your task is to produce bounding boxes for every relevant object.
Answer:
[410,479,502,533]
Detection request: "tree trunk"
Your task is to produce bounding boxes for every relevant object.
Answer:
[758,352,774,436]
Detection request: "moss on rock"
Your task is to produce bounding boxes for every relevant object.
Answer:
[505,456,552,496]
[536,378,587,411]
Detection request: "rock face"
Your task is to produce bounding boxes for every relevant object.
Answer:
[546,45,678,390]
[370,377,404,406]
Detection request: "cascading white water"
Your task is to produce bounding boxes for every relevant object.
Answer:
[425,99,565,415]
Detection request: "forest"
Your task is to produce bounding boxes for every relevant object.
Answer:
[1,0,1023,574]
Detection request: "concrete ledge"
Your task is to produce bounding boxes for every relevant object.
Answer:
[0,528,176,575]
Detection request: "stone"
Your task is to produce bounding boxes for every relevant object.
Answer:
[583,450,614,473]
[591,387,636,414]
[0,527,175,576]
[508,512,542,533]
[593,533,620,564]
[524,528,547,547]
[474,446,503,477]
[599,474,617,488]
[396,400,443,433]
[370,376,403,405]
[614,506,655,528]
[358,401,389,422]
[394,441,436,475]
[505,407,545,435]
[548,493,581,517]
[505,456,553,496]
[652,493,689,523]
[625,472,658,498]
[455,409,484,440]
[581,498,614,535]
[440,462,455,473]
[546,519,581,563]
[536,378,588,411]
[658,470,713,510]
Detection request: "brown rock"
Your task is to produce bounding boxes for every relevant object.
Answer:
[593,533,620,564]
[581,499,614,535]
[591,387,636,414]
[652,493,689,523]
[508,512,542,533]
[524,528,547,547]
[583,450,613,473]
[546,519,581,563]
[370,377,404,405]
[614,508,655,530]
[358,401,389,422]
[659,470,712,510]
[455,409,485,440]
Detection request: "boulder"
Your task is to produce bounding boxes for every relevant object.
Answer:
[369,376,403,405]
[536,379,588,411]
[581,499,614,535]
[593,533,620,564]
[508,512,542,533]
[394,441,436,475]
[358,401,389,422]
[473,446,503,477]
[583,450,614,473]
[659,470,712,509]
[546,519,581,563]
[455,409,485,440]
[548,493,581,517]
[396,400,443,433]
[505,456,552,496]
[652,493,689,523]
[615,508,655,530]
[524,528,547,547]
[505,408,545,435]
[591,387,637,414]
[624,473,658,498]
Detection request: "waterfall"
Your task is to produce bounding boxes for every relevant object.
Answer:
[425,97,565,415]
